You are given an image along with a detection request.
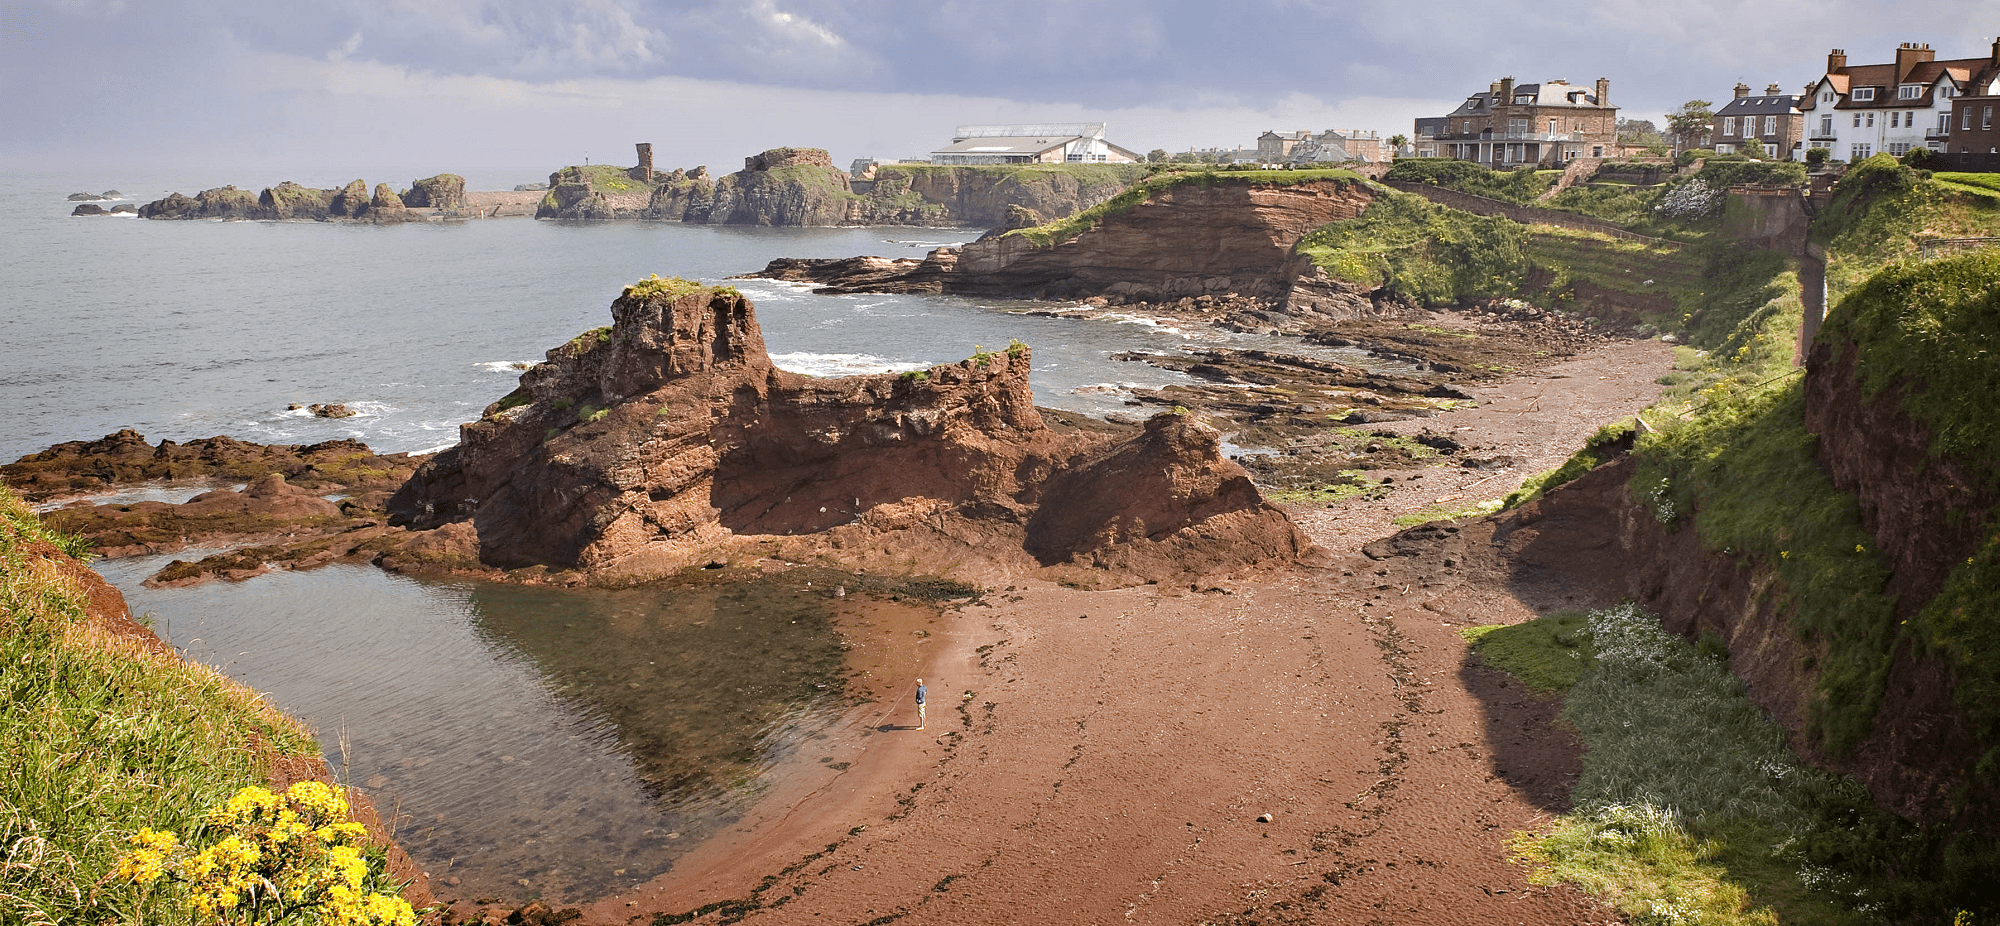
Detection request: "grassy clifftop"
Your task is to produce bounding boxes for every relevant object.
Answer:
[0,486,381,924]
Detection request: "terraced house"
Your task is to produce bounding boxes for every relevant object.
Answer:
[1713,83,1805,159]
[1418,77,1618,167]
[1801,39,2000,161]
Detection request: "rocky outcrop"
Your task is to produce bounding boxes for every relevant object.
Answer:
[746,176,1380,308]
[137,174,464,221]
[2,430,418,502]
[402,174,465,209]
[388,283,1307,585]
[637,148,855,225]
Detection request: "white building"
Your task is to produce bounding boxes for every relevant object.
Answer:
[930,124,1141,165]
[1801,40,2000,161]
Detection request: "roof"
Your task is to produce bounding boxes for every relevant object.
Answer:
[1717,95,1802,117]
[1809,53,2000,110]
[1446,79,1604,116]
[931,136,1082,157]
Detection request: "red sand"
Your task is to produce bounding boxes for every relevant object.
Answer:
[564,338,1673,925]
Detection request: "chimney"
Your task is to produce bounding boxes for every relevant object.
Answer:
[1500,77,1515,101]
[1766,83,1783,95]
[1828,48,1847,73]
[1735,83,1751,99]
[1595,77,1610,108]
[1992,36,1999,68]
[1895,42,1935,83]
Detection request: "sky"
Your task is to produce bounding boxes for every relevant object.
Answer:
[2,0,1993,190]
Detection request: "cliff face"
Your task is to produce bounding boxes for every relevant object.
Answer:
[748,176,1381,311]
[876,164,1146,227]
[1457,322,1999,824]
[949,178,1375,301]
[388,284,1307,585]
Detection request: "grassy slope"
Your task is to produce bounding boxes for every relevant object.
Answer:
[1487,159,2000,922]
[0,486,329,925]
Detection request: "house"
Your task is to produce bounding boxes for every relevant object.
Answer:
[1800,40,2000,162]
[1257,130,1313,163]
[1418,77,1618,168]
[1410,118,1450,158]
[931,124,1141,165]
[1713,84,1806,159]
[1253,129,1391,165]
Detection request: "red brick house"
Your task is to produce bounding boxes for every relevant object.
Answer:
[1419,77,1618,167]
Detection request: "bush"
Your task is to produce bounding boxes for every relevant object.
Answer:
[1296,191,1526,305]
[1381,159,1553,203]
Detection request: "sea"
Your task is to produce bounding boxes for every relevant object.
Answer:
[2,170,1361,903]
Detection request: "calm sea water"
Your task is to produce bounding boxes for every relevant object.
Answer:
[3,170,1353,903]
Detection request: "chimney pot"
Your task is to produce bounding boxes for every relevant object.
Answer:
[1735,83,1751,99]
[1767,83,1783,95]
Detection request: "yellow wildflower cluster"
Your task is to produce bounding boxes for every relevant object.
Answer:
[116,781,416,926]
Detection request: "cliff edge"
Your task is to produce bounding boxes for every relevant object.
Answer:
[387,278,1308,586]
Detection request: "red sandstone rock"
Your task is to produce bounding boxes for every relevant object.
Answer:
[389,286,1308,586]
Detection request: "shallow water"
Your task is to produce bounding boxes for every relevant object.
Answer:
[95,558,853,903]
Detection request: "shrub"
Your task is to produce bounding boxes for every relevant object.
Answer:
[1296,192,1526,305]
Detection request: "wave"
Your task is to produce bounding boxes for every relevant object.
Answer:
[769,351,929,379]
[474,361,533,373]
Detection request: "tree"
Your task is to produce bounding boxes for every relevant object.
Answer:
[1665,101,1715,153]
[1388,134,1409,153]
[1147,148,1169,164]
[1617,118,1666,150]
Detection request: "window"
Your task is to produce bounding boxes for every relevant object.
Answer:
[1966,108,1975,131]
[1852,143,1872,159]
[1866,113,1875,128]
[1941,85,1956,98]
[1987,106,1995,131]
[1888,142,1911,156]
[1821,115,1834,136]
[1852,87,1876,101]
[1722,116,1736,137]
[1715,143,1735,155]
[1823,91,1835,103]
[1548,118,1557,136]
[1854,114,1863,128]
[1941,113,1953,133]
[1891,112,1900,128]
[1899,84,1922,100]
[1507,118,1528,135]
[1764,115,1776,135]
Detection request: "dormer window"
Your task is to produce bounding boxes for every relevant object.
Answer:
[1514,95,1533,104]
[1852,87,1876,101]
[1899,85,1922,100]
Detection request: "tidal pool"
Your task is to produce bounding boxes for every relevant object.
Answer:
[95,559,866,903]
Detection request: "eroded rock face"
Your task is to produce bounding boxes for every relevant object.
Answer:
[744,177,1378,307]
[389,286,1306,585]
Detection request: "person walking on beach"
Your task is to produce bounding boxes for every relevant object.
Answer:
[915,678,927,730]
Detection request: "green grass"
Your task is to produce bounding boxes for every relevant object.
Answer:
[555,163,647,193]
[1812,154,2000,301]
[1815,250,2000,778]
[1391,497,1501,527]
[1296,190,1526,306]
[1002,168,1360,247]
[1471,605,1897,925]
[1382,158,1555,203]
[0,485,327,925]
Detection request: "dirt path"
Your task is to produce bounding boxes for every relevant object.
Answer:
[564,337,1672,925]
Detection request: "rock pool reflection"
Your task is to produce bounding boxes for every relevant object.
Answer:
[96,560,851,905]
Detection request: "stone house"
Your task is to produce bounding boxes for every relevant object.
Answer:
[1713,84,1806,159]
[1800,40,2000,161]
[1419,77,1618,168]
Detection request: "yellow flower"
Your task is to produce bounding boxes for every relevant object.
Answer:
[285,780,350,820]
[1856,544,1867,553]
